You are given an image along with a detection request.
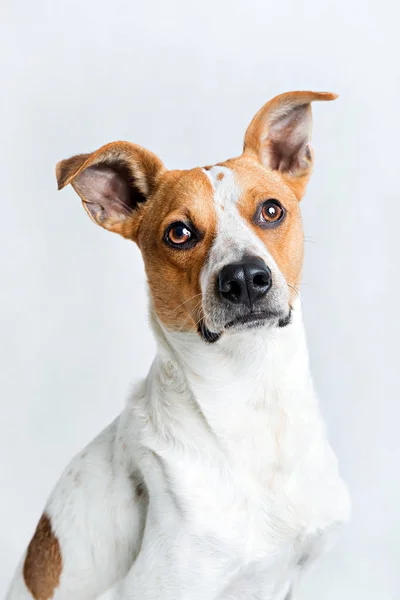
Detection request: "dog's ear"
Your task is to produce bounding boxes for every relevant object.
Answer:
[243,91,337,199]
[56,142,166,239]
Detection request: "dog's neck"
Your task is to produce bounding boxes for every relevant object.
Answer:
[146,300,316,461]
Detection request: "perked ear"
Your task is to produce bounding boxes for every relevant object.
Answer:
[243,91,337,199]
[56,141,165,239]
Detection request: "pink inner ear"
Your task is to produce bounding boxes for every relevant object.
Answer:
[267,104,312,173]
[72,163,147,221]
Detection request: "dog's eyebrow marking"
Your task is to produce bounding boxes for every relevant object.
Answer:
[23,513,62,600]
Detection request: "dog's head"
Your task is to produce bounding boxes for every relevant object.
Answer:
[56,91,336,342]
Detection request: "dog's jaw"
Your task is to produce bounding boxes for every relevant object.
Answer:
[197,320,221,344]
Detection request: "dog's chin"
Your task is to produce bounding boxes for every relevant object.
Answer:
[198,309,292,344]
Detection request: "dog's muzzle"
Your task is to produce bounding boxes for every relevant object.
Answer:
[198,256,291,343]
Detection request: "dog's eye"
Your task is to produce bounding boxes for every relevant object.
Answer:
[259,200,285,226]
[165,222,196,248]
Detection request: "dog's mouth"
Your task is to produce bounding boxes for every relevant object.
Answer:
[225,310,285,329]
[198,309,292,343]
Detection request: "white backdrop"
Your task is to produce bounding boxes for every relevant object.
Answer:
[1,0,399,597]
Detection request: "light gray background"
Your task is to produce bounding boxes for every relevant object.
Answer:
[1,0,399,597]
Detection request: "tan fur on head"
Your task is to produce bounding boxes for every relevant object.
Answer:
[138,168,217,330]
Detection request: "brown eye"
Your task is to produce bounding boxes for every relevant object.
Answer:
[165,222,197,248]
[260,200,285,225]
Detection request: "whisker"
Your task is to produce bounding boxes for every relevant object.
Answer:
[172,293,203,314]
[179,308,202,334]
[288,283,302,304]
[178,300,203,332]
[192,312,206,331]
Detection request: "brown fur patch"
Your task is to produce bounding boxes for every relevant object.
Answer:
[23,514,62,600]
[137,168,217,331]
[216,172,224,181]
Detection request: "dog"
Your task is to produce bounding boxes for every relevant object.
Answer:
[7,91,350,600]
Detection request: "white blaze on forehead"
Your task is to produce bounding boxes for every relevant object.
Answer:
[201,165,272,272]
[202,166,239,210]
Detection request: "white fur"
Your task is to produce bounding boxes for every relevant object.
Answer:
[7,170,350,600]
[201,167,288,333]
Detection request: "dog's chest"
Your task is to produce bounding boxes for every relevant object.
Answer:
[145,395,349,573]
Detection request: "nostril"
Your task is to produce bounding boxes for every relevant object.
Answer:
[253,272,270,288]
[220,280,242,302]
[219,279,232,293]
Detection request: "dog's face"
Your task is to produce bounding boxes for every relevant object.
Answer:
[57,91,336,342]
[135,158,302,341]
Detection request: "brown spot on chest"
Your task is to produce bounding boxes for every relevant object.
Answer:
[23,514,62,600]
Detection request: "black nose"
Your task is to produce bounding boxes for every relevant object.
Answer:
[218,257,272,308]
